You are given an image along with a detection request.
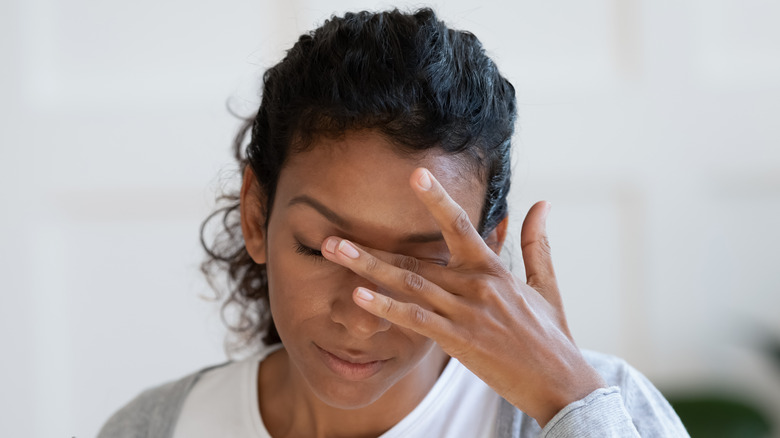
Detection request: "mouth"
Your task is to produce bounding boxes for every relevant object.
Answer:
[314,343,388,381]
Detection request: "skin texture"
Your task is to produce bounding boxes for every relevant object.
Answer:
[240,130,606,437]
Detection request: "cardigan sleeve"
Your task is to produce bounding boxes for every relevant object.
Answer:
[496,350,690,438]
[541,386,641,437]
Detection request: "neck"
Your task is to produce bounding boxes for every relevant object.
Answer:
[259,345,449,438]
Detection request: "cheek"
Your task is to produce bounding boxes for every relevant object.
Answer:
[265,246,345,328]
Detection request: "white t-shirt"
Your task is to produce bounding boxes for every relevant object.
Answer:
[173,344,502,437]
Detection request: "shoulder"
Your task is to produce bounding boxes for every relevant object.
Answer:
[97,362,228,438]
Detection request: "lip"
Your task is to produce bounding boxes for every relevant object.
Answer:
[315,344,387,381]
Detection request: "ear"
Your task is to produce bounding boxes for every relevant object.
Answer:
[485,216,509,255]
[240,166,267,264]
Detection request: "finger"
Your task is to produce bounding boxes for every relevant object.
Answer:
[410,168,493,264]
[359,244,447,279]
[520,201,561,305]
[352,286,458,347]
[355,244,467,293]
[321,237,460,311]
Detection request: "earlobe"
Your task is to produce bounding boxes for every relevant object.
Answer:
[486,216,509,255]
[240,166,267,264]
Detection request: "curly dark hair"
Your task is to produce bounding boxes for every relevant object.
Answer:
[201,8,517,351]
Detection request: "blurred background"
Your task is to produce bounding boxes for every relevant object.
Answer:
[1,0,778,436]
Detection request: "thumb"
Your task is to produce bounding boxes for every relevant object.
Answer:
[520,201,560,304]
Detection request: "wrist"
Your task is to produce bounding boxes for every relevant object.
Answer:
[535,369,607,427]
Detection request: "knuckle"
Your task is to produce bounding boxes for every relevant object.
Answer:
[540,235,552,256]
[526,273,542,289]
[408,304,428,326]
[403,272,425,292]
[451,209,473,236]
[397,254,421,274]
[364,255,379,273]
[474,281,494,301]
[464,276,485,293]
[382,298,396,315]
[465,277,494,301]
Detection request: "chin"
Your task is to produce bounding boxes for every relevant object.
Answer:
[307,374,395,410]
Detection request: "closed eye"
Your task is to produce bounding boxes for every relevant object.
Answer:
[294,241,324,259]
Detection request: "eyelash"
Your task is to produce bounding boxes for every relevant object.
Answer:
[294,240,447,266]
[294,242,324,259]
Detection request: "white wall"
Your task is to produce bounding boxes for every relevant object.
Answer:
[1,0,779,436]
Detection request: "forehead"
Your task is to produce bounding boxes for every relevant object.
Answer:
[273,131,485,240]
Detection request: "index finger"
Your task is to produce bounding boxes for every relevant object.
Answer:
[410,167,493,264]
[357,242,471,294]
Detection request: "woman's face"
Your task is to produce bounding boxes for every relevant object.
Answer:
[258,130,485,409]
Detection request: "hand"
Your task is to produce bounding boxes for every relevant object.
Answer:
[320,167,606,427]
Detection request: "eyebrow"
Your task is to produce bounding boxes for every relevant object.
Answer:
[288,195,444,244]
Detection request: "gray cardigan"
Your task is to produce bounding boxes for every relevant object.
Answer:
[98,350,689,437]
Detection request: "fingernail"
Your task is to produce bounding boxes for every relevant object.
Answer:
[338,240,360,259]
[324,238,337,254]
[355,288,374,302]
[418,170,432,191]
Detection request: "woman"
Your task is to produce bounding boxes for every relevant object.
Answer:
[99,8,688,437]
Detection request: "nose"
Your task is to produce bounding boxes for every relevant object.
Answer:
[330,283,392,339]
